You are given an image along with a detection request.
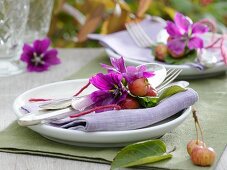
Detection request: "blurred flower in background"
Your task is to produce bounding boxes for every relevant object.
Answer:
[47,0,227,48]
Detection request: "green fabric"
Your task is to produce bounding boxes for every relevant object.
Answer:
[1,54,227,170]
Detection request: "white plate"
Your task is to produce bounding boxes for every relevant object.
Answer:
[105,48,227,79]
[13,79,191,147]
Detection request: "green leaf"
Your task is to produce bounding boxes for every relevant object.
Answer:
[137,96,159,108]
[158,85,186,102]
[137,85,186,108]
[111,139,172,170]
[164,50,197,65]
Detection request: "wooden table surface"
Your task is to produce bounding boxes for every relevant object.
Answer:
[0,48,226,170]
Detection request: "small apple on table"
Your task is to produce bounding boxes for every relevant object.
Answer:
[187,108,216,167]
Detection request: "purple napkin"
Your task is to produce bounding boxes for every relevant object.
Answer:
[21,88,198,132]
[88,18,166,62]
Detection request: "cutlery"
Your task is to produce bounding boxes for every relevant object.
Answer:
[18,95,95,126]
[18,107,76,126]
[125,18,168,48]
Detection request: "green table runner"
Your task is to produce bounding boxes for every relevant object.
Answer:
[1,54,227,170]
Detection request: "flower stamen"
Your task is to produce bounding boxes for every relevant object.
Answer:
[31,52,45,66]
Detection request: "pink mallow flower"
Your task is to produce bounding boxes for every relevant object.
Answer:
[166,12,209,56]
[20,38,60,72]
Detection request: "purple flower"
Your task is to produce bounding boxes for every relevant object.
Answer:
[20,38,60,72]
[89,73,128,106]
[125,65,155,83]
[101,57,126,74]
[101,57,154,83]
[166,12,209,55]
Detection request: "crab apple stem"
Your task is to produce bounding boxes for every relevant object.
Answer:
[198,18,216,34]
[167,146,177,154]
[73,81,91,96]
[220,37,227,64]
[192,107,205,147]
[29,98,51,102]
[193,112,199,143]
[205,37,222,49]
[28,82,91,103]
[70,104,121,118]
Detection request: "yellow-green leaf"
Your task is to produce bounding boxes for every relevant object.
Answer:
[111,139,172,170]
[158,85,186,102]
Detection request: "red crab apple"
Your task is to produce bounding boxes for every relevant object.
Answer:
[146,86,158,97]
[187,139,205,156]
[191,146,216,166]
[128,78,149,96]
[154,44,168,61]
[187,108,216,167]
[168,48,185,58]
[120,96,140,109]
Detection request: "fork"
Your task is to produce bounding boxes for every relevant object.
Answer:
[156,68,182,92]
[125,21,155,48]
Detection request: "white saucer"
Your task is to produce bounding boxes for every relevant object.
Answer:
[13,79,191,147]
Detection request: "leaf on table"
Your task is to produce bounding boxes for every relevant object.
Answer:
[136,0,152,18]
[77,4,105,42]
[111,139,172,170]
[158,85,186,102]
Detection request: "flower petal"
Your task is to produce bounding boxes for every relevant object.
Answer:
[43,49,61,65]
[27,63,49,72]
[33,38,50,55]
[174,12,191,34]
[192,23,209,34]
[90,90,112,103]
[137,65,155,78]
[125,66,138,83]
[90,73,122,90]
[166,21,182,37]
[188,37,204,49]
[110,57,126,73]
[100,63,115,73]
[20,44,34,62]
[167,38,186,55]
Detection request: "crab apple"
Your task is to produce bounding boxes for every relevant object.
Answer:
[154,44,168,61]
[128,78,149,96]
[191,146,216,166]
[120,96,140,109]
[146,86,158,97]
[187,139,205,156]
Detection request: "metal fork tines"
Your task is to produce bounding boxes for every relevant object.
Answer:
[125,22,155,48]
[156,68,182,92]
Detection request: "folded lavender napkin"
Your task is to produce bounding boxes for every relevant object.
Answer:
[88,17,166,62]
[21,88,198,132]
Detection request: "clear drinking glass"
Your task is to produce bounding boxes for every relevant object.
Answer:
[0,0,29,77]
[24,0,54,43]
